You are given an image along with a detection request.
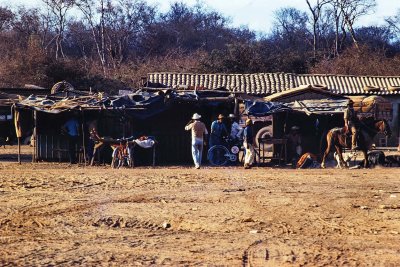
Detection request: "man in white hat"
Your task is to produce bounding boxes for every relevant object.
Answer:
[185,113,209,169]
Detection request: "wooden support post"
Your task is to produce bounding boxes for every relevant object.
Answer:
[33,110,37,163]
[13,106,22,164]
[81,109,86,166]
[234,97,239,117]
[17,137,21,164]
[152,145,155,167]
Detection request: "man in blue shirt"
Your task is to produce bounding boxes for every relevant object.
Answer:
[62,116,80,164]
[209,114,228,148]
[243,119,254,169]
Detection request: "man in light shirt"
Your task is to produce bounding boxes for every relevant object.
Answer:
[243,119,254,169]
[228,114,243,141]
[185,113,208,169]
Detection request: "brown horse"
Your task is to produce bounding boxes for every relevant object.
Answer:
[321,118,391,168]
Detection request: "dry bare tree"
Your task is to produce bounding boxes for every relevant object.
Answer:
[0,6,14,32]
[75,0,107,74]
[305,0,331,58]
[42,0,75,60]
[103,0,155,69]
[338,0,376,49]
[386,9,400,34]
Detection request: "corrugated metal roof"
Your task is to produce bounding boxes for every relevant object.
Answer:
[147,72,400,96]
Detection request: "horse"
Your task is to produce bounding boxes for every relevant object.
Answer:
[321,118,391,168]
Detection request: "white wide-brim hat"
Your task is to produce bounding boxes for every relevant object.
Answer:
[192,113,201,120]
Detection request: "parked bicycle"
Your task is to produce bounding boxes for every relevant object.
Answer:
[110,137,135,168]
[207,137,242,166]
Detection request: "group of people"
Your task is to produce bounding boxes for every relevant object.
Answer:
[62,99,359,168]
[185,113,255,169]
[61,115,100,165]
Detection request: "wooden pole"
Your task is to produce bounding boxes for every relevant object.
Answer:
[153,144,156,167]
[17,137,21,164]
[234,97,239,117]
[32,110,37,163]
[81,109,86,167]
[13,106,22,164]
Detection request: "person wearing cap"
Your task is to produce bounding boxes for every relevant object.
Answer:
[185,113,208,169]
[209,114,228,148]
[228,114,243,141]
[344,99,358,150]
[243,118,255,169]
[287,126,302,166]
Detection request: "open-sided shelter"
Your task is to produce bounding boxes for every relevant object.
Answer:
[0,92,20,141]
[244,85,350,159]
[14,88,236,165]
[147,72,400,147]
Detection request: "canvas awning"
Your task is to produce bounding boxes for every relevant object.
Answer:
[14,89,236,118]
[289,99,349,115]
[244,100,291,116]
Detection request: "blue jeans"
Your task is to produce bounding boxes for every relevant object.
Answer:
[191,137,204,167]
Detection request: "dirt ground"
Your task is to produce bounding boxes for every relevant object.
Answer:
[1,146,400,266]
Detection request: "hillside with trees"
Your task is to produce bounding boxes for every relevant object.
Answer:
[1,0,400,93]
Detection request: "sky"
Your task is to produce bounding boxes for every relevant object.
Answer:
[2,0,399,33]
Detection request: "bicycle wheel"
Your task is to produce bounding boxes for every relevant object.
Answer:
[111,147,121,169]
[208,145,229,166]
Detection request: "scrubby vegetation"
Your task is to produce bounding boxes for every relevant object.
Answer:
[1,0,400,92]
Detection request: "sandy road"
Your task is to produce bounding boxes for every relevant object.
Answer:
[0,161,400,266]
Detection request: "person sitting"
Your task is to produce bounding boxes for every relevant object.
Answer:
[344,99,358,150]
[209,114,228,148]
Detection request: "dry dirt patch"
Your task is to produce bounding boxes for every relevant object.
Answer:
[0,160,399,266]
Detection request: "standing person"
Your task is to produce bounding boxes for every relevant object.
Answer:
[62,115,80,164]
[243,119,255,169]
[344,99,358,150]
[87,120,100,164]
[228,114,243,141]
[209,114,228,148]
[185,113,208,169]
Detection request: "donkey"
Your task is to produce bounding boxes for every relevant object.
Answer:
[321,118,391,168]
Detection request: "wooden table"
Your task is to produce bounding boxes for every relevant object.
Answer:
[257,138,287,165]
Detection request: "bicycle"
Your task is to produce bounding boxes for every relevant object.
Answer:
[110,137,135,168]
[207,137,242,166]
